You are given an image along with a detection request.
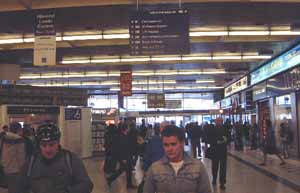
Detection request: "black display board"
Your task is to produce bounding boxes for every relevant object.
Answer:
[129,9,189,55]
[7,106,59,114]
[147,93,165,108]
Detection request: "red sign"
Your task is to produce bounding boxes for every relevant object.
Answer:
[120,71,132,96]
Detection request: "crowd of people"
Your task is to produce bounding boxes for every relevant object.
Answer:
[0,116,293,193]
[103,117,294,192]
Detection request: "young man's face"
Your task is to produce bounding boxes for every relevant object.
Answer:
[40,140,59,159]
[162,136,184,162]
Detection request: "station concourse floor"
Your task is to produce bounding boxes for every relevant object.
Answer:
[0,151,298,193]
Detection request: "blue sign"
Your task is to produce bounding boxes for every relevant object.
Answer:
[251,44,300,85]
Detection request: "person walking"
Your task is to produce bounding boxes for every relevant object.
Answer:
[20,123,93,193]
[143,125,211,193]
[208,117,228,190]
[259,119,286,166]
[0,122,28,193]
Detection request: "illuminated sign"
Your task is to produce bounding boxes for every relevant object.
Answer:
[225,76,248,97]
[220,98,232,109]
[251,44,300,85]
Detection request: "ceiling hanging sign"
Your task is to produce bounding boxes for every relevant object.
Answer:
[147,93,165,108]
[34,10,56,66]
[129,9,190,56]
[120,71,132,96]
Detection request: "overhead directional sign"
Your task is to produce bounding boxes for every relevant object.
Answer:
[129,9,190,56]
[34,10,56,66]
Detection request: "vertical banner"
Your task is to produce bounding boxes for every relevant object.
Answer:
[34,10,56,66]
[120,71,132,96]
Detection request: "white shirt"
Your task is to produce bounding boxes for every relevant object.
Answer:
[170,160,184,175]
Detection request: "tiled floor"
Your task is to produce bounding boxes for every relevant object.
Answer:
[0,155,298,193]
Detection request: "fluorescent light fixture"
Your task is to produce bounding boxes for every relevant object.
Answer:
[242,55,272,59]
[56,36,63,41]
[120,57,150,62]
[229,31,270,36]
[203,71,226,74]
[270,31,300,35]
[61,60,90,64]
[182,56,212,60]
[103,34,130,39]
[62,35,102,41]
[20,75,41,79]
[0,38,23,44]
[213,56,242,60]
[91,58,121,63]
[151,57,181,61]
[189,31,228,36]
[133,80,177,85]
[24,38,34,43]
[196,80,215,83]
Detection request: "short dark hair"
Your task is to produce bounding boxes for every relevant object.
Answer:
[161,125,185,142]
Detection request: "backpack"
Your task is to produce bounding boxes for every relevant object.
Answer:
[26,149,73,177]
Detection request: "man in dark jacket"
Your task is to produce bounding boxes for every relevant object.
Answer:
[106,123,136,189]
[208,118,228,190]
[20,123,93,193]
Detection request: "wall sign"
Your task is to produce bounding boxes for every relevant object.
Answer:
[129,9,189,55]
[65,108,81,120]
[225,76,248,97]
[251,44,300,85]
[7,106,59,114]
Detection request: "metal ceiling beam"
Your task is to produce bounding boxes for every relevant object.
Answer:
[1,0,300,12]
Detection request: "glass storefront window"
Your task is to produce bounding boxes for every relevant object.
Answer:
[274,94,292,141]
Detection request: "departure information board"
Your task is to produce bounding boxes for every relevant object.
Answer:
[129,9,189,56]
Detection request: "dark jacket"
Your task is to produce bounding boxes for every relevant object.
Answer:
[143,135,164,171]
[208,125,227,159]
[21,149,93,193]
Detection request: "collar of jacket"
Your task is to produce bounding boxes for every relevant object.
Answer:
[161,152,193,165]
